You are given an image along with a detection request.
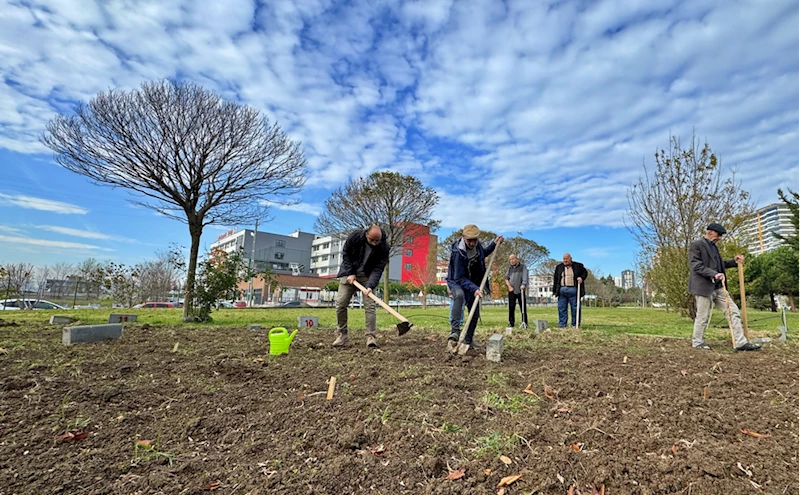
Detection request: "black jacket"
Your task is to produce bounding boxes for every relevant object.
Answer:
[688,238,736,297]
[553,261,588,297]
[337,227,391,289]
[445,238,498,294]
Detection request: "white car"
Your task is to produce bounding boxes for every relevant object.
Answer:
[0,299,67,310]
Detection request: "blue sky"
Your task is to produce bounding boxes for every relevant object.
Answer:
[0,0,797,279]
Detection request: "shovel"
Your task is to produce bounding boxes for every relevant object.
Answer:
[453,243,501,356]
[352,280,413,336]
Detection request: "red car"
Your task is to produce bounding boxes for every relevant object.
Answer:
[233,301,247,308]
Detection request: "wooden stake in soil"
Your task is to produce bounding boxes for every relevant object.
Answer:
[703,387,711,400]
[326,376,336,400]
[737,260,749,339]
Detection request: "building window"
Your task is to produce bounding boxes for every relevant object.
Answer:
[405,235,413,244]
[322,255,328,261]
[404,262,412,271]
[323,243,330,249]
[405,249,412,257]
[276,240,286,248]
[274,252,284,260]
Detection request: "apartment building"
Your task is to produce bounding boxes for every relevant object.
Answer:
[742,202,795,255]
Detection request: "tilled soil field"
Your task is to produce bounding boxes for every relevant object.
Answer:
[0,320,797,494]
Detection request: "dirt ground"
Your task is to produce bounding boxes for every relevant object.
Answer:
[0,320,797,495]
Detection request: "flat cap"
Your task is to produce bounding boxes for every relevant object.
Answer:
[707,222,727,235]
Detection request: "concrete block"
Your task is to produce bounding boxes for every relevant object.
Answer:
[108,314,137,323]
[249,324,262,331]
[50,315,76,325]
[534,320,548,333]
[297,316,319,329]
[63,324,123,345]
[505,327,513,336]
[486,334,504,362]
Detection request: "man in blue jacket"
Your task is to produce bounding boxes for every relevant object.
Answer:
[333,225,390,349]
[445,224,503,352]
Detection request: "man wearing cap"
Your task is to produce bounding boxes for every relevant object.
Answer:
[688,222,760,351]
[445,224,503,352]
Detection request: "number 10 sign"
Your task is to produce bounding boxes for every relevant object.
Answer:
[297,316,318,329]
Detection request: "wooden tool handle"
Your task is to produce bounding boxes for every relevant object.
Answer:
[456,244,500,346]
[351,280,409,322]
[737,261,749,338]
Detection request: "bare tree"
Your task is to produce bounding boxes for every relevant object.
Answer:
[3,263,34,300]
[33,265,51,301]
[50,262,74,298]
[627,133,753,317]
[315,171,439,301]
[41,80,306,321]
[138,246,184,303]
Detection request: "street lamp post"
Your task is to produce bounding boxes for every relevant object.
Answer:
[247,219,259,307]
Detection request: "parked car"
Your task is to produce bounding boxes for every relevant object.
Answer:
[280,300,310,308]
[133,302,175,309]
[233,301,247,308]
[216,301,235,309]
[0,299,67,310]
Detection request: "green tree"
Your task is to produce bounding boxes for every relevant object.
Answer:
[627,133,754,318]
[42,79,307,322]
[747,246,799,311]
[773,188,799,251]
[314,171,440,302]
[192,249,258,322]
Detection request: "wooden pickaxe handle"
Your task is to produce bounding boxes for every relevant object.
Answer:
[455,242,501,352]
[351,280,409,323]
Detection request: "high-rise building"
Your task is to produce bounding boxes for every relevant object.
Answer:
[621,269,635,290]
[742,203,795,255]
[210,228,315,274]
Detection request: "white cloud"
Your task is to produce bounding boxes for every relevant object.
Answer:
[0,225,24,235]
[0,0,795,236]
[0,234,113,251]
[34,225,132,241]
[0,193,88,214]
[272,202,322,216]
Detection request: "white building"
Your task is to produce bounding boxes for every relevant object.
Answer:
[310,233,405,281]
[528,273,555,302]
[621,270,635,290]
[210,228,315,274]
[613,276,623,288]
[742,203,795,255]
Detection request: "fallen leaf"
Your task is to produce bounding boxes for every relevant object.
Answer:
[0,347,7,355]
[497,488,505,495]
[253,358,264,364]
[623,355,628,364]
[568,485,575,495]
[55,430,88,442]
[497,474,521,487]
[483,468,492,475]
[349,374,356,380]
[171,342,179,353]
[740,428,770,439]
[297,393,305,399]
[136,439,152,449]
[601,484,606,495]
[556,407,572,413]
[203,480,221,490]
[703,387,711,400]
[736,462,753,477]
[680,370,687,376]
[369,444,385,456]
[570,443,583,451]
[557,473,565,484]
[544,385,557,401]
[499,455,512,465]
[671,444,678,456]
[445,468,465,480]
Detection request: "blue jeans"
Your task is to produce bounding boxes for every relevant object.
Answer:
[449,284,478,344]
[558,286,580,327]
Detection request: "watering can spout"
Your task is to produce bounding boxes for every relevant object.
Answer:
[288,329,298,344]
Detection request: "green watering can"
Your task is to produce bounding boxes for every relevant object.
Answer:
[268,327,298,356]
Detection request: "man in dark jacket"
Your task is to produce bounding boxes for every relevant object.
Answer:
[505,254,529,328]
[688,222,759,351]
[333,225,390,348]
[445,224,503,352]
[552,253,587,327]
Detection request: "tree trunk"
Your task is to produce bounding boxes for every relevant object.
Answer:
[183,223,202,321]
[789,294,796,312]
[383,263,390,303]
[769,292,777,312]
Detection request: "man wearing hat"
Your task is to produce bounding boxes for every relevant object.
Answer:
[445,224,503,352]
[688,222,760,351]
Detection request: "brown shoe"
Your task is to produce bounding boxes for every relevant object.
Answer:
[366,334,378,348]
[332,332,349,347]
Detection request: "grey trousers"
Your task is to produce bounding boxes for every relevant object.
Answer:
[692,290,748,348]
[335,276,377,335]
